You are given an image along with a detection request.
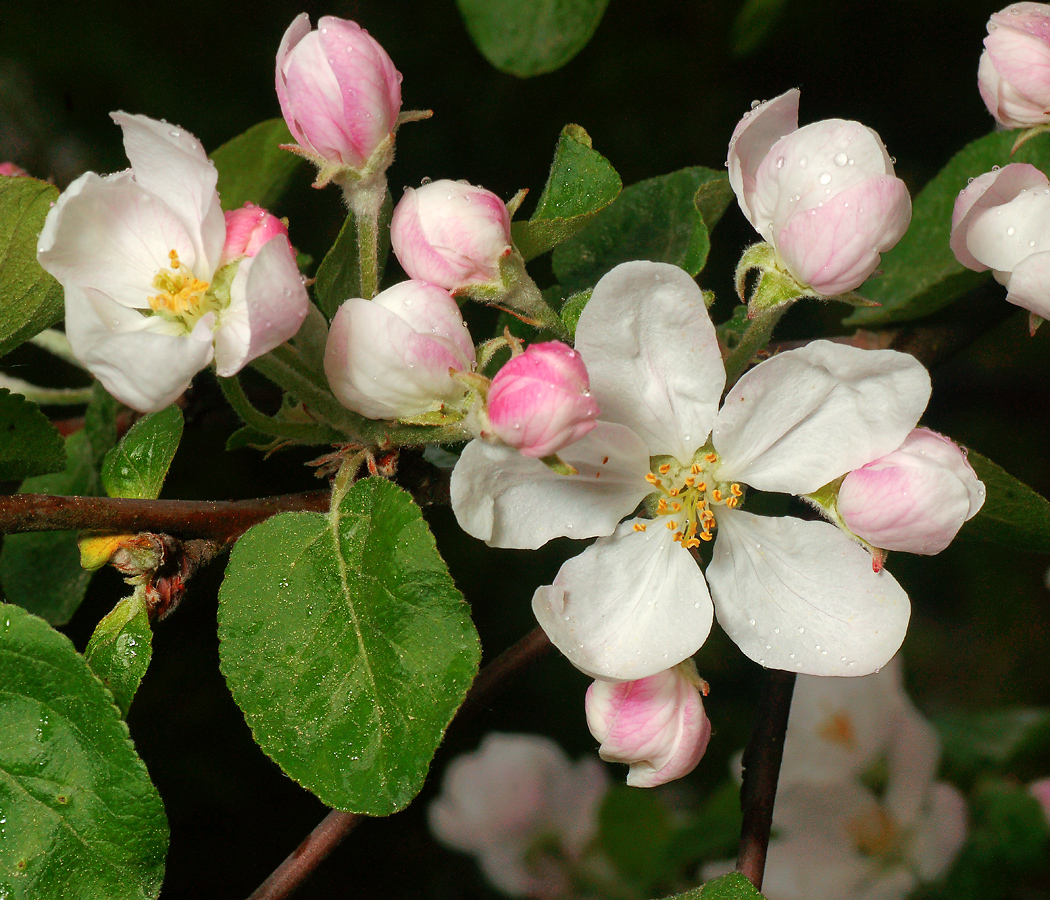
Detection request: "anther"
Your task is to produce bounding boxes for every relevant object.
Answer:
[633,522,647,532]
[726,497,739,508]
[712,489,723,502]
[665,521,676,530]
[645,473,660,485]
[730,484,743,497]
[705,452,718,463]
[658,463,671,474]
[671,501,682,512]
[699,531,713,542]
[691,463,702,474]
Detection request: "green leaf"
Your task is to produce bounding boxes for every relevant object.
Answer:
[218,477,480,815]
[456,0,610,77]
[599,785,673,884]
[665,873,766,900]
[730,0,789,57]
[313,192,394,320]
[210,118,305,212]
[959,451,1050,553]
[693,172,736,234]
[552,167,721,293]
[845,130,1050,326]
[559,288,592,340]
[101,405,182,500]
[0,176,64,358]
[934,708,1050,783]
[0,387,66,480]
[83,592,153,717]
[512,124,622,261]
[0,384,120,625]
[664,780,743,868]
[0,603,167,899]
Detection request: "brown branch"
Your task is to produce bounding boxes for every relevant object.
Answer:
[736,668,796,891]
[244,626,552,900]
[0,492,330,543]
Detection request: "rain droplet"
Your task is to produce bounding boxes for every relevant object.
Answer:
[833,152,848,166]
[818,172,832,185]
[775,156,785,169]
[748,618,756,626]
[1007,226,1016,236]
[797,626,805,634]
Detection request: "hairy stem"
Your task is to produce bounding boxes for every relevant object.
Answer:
[722,306,790,388]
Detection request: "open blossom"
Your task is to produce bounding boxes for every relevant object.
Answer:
[728,89,911,297]
[978,3,1050,129]
[391,180,512,291]
[950,162,1050,320]
[837,428,985,554]
[276,14,402,171]
[36,113,308,412]
[486,342,600,458]
[324,280,475,419]
[428,733,609,898]
[585,663,710,788]
[452,261,930,681]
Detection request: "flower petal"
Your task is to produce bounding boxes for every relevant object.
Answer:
[713,340,930,495]
[450,422,651,549]
[884,700,940,827]
[575,261,724,462]
[532,521,713,681]
[707,509,910,676]
[1003,248,1050,318]
[908,782,968,881]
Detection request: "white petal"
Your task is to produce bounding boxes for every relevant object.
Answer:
[707,510,910,676]
[909,782,968,880]
[450,422,651,549]
[1003,249,1050,319]
[65,284,214,412]
[214,237,309,376]
[884,699,940,827]
[532,521,713,681]
[713,340,930,494]
[575,261,724,462]
[112,112,225,273]
[37,172,198,308]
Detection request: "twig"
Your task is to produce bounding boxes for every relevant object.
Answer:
[736,668,797,890]
[0,492,329,543]
[244,626,552,900]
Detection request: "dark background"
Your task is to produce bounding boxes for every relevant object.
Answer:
[3,1,1049,897]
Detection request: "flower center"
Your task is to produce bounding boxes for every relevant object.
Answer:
[635,449,742,548]
[818,711,857,749]
[847,805,900,859]
[148,249,218,330]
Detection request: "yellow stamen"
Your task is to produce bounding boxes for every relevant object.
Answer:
[730,484,743,496]
[665,520,676,530]
[645,473,660,485]
[658,463,671,475]
[633,522,647,532]
[726,496,739,508]
[670,501,682,512]
[705,452,718,463]
[711,489,723,503]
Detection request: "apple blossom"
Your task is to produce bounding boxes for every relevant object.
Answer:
[428,733,609,898]
[950,162,1050,321]
[324,280,475,420]
[978,3,1050,129]
[728,89,911,299]
[276,14,402,176]
[0,162,28,177]
[835,428,985,554]
[585,662,710,787]
[451,261,930,681]
[36,113,309,412]
[486,342,600,458]
[218,202,292,267]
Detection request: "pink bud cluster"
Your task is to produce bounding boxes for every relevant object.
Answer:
[979,3,1050,129]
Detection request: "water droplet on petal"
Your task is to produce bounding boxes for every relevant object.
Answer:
[833,152,848,166]
[775,156,785,169]
[818,172,832,185]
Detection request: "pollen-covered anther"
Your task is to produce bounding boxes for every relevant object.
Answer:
[730,484,743,497]
[149,248,211,319]
[665,520,676,531]
[671,501,682,512]
[705,452,718,463]
[633,522,647,532]
[645,473,660,486]
[711,489,723,503]
[690,462,702,475]
[658,463,672,475]
[726,497,739,508]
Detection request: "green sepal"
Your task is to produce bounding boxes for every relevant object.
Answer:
[84,590,153,716]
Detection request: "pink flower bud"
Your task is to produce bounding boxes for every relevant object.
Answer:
[585,665,711,788]
[0,162,29,177]
[217,203,291,268]
[324,280,475,420]
[727,89,911,296]
[486,342,600,458]
[276,14,402,170]
[950,162,1050,320]
[837,428,986,555]
[390,180,512,292]
[979,3,1050,129]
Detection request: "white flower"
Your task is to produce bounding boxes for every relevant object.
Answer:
[37,113,309,412]
[451,261,930,681]
[428,733,609,897]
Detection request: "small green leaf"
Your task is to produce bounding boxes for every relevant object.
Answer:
[101,405,182,500]
[84,591,153,716]
[559,288,592,339]
[512,124,622,261]
[959,451,1050,553]
[665,873,767,900]
[694,172,736,234]
[846,130,1050,326]
[313,192,393,319]
[0,176,64,358]
[599,785,673,884]
[0,384,120,625]
[730,0,789,57]
[456,0,611,77]
[553,167,721,293]
[218,477,480,815]
[935,708,1050,782]
[0,603,168,899]
[211,118,305,212]
[0,387,66,480]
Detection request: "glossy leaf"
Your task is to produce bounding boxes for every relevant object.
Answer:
[846,130,1050,326]
[101,405,182,500]
[0,176,64,358]
[959,451,1050,553]
[456,0,610,77]
[0,603,167,899]
[0,387,66,480]
[552,167,721,293]
[512,124,621,261]
[560,288,592,340]
[314,192,393,319]
[670,873,767,900]
[84,591,153,716]
[0,384,119,625]
[218,477,480,815]
[211,118,305,212]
